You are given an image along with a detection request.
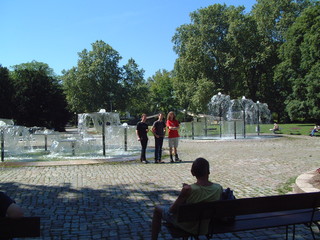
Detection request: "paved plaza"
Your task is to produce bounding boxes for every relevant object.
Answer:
[0,134,319,239]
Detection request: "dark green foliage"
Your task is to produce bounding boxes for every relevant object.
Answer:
[172,1,316,120]
[276,3,320,121]
[10,65,70,131]
[148,70,177,114]
[121,58,150,115]
[172,4,275,113]
[63,41,124,114]
[0,65,14,118]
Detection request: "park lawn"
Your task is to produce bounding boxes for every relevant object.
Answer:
[173,122,316,137]
[259,123,316,136]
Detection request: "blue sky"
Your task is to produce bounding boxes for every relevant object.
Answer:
[1,0,257,79]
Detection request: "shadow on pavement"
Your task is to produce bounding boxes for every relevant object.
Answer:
[0,181,179,239]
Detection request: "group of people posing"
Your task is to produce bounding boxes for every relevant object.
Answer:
[136,111,181,164]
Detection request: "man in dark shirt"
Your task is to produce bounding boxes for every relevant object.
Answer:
[136,113,149,163]
[152,113,166,163]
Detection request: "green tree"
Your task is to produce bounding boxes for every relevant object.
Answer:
[62,40,122,113]
[251,0,316,121]
[276,4,320,121]
[252,0,315,44]
[226,13,267,102]
[12,60,56,77]
[148,69,177,114]
[121,58,149,115]
[11,63,70,130]
[172,4,265,113]
[0,65,14,119]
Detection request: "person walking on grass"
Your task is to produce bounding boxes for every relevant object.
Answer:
[152,112,166,163]
[166,111,181,162]
[136,113,149,164]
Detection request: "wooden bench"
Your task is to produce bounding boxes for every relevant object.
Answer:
[203,128,218,136]
[0,217,40,239]
[273,128,282,134]
[289,127,301,135]
[165,192,320,240]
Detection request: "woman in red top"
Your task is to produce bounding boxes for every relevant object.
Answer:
[166,111,181,162]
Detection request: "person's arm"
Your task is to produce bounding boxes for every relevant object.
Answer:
[176,121,180,130]
[163,125,166,135]
[136,129,140,141]
[168,125,178,130]
[168,121,179,130]
[169,184,191,213]
[166,121,171,132]
[152,126,159,138]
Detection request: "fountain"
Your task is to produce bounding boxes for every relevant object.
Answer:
[0,110,141,163]
[180,93,272,140]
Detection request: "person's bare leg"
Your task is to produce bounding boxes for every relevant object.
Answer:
[169,147,174,162]
[174,147,181,161]
[151,206,163,240]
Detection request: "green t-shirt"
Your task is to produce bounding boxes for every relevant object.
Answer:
[173,183,223,235]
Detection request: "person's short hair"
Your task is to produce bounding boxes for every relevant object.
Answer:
[191,158,210,177]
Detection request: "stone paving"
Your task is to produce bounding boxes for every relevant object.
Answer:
[0,134,319,239]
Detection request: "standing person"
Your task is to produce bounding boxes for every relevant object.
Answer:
[151,157,223,239]
[166,111,181,162]
[152,113,166,163]
[136,113,149,163]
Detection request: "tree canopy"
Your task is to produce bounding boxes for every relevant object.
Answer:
[172,4,268,113]
[171,0,317,121]
[9,62,70,130]
[62,40,123,113]
[121,58,149,116]
[62,40,150,116]
[148,69,176,114]
[276,3,320,121]
[0,65,14,119]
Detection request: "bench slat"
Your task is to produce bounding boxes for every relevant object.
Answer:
[211,209,320,234]
[178,192,320,221]
[169,192,320,239]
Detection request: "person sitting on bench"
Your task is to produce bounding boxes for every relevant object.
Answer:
[0,191,24,218]
[151,157,223,240]
[270,122,280,133]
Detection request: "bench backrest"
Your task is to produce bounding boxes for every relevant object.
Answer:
[177,192,320,222]
[0,217,40,238]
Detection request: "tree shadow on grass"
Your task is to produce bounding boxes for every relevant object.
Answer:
[0,181,179,239]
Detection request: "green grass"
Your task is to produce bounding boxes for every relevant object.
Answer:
[277,176,297,194]
[259,123,316,136]
[179,121,317,137]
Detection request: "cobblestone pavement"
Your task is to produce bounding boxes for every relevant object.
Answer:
[0,134,319,239]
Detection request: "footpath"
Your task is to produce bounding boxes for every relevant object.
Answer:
[0,134,319,239]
